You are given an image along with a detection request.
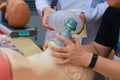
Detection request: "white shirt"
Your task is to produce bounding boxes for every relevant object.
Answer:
[35,0,92,15]
[35,0,108,43]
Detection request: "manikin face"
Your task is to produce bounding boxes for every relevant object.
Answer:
[5,0,30,28]
[107,0,120,8]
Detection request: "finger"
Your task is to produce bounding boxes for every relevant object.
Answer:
[42,40,50,51]
[76,25,84,34]
[0,2,7,10]
[79,13,86,25]
[76,14,86,34]
[43,23,53,30]
[55,33,73,45]
[51,52,68,59]
[42,14,48,27]
[73,38,80,45]
[42,15,54,30]
[73,38,81,48]
[55,59,69,65]
[50,46,67,53]
[46,16,54,30]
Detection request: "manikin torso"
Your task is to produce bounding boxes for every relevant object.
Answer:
[0,41,94,80]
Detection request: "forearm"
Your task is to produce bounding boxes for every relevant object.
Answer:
[50,33,119,79]
[93,55,120,80]
[82,42,120,79]
[82,41,112,57]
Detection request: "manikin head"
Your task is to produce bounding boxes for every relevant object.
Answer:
[0,41,94,80]
[0,0,30,28]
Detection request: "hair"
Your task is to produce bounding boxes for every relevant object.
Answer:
[6,0,30,28]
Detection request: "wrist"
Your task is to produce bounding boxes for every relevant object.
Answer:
[84,52,93,67]
[42,7,55,17]
[88,53,98,68]
[43,7,51,12]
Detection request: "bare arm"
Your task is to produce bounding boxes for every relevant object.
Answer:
[83,41,112,57]
[50,33,120,80]
[0,2,7,10]
[35,0,55,30]
[42,7,55,30]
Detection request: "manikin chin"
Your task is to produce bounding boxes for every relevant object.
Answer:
[0,41,94,80]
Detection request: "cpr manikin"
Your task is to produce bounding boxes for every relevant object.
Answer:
[0,0,30,28]
[0,19,94,80]
[0,41,94,80]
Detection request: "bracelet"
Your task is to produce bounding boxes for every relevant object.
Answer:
[89,53,98,68]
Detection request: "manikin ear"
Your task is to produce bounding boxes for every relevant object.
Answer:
[66,65,94,80]
[66,65,83,80]
[0,2,7,10]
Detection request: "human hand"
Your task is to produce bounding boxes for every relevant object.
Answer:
[76,13,86,34]
[0,2,7,10]
[50,33,92,67]
[42,7,56,30]
[42,40,50,51]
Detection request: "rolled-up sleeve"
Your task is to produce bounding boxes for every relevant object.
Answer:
[83,2,108,24]
[35,0,51,16]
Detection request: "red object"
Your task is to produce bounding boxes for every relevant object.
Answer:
[0,30,5,35]
[0,53,12,80]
